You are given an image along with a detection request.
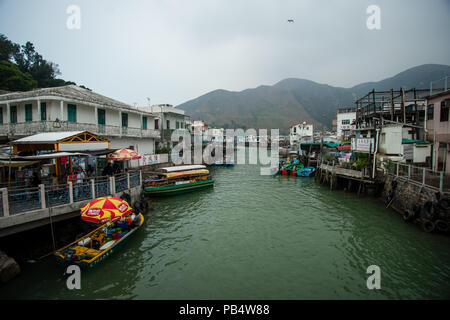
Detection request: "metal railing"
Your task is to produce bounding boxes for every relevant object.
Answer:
[8,187,42,215]
[115,174,129,193]
[0,171,143,218]
[383,161,449,192]
[45,184,70,207]
[94,177,111,197]
[73,182,93,202]
[129,172,141,188]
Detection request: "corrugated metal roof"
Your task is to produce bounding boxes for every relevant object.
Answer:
[12,131,84,144]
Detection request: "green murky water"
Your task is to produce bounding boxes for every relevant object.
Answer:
[1,151,450,299]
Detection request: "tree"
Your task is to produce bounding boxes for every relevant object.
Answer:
[0,34,20,61]
[0,60,37,91]
[44,78,75,87]
[0,34,91,91]
[12,41,61,87]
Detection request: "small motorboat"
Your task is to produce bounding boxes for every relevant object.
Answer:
[296,167,316,177]
[55,197,144,269]
[280,162,304,176]
[144,165,214,196]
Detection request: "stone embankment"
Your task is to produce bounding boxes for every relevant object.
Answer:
[0,249,20,283]
[382,175,450,234]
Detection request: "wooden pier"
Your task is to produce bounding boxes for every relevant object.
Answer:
[316,163,383,196]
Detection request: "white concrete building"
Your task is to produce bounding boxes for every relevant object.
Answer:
[378,124,432,164]
[139,104,188,130]
[0,85,160,166]
[336,108,357,138]
[138,104,189,148]
[289,122,314,145]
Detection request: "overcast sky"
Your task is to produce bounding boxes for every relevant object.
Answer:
[1,0,449,107]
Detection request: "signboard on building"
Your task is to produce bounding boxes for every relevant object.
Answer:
[341,125,356,131]
[141,153,169,165]
[351,138,374,153]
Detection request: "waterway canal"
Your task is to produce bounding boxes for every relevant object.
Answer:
[1,156,450,299]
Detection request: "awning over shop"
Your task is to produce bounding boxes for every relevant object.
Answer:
[324,142,340,148]
[83,149,116,156]
[12,131,110,154]
[0,160,40,167]
[402,139,432,145]
[18,152,89,160]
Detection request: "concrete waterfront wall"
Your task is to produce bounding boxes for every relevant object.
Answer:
[0,184,145,238]
[382,174,450,233]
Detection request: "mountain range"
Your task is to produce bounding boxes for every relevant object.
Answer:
[177,64,450,134]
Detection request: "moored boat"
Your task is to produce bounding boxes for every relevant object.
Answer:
[297,167,316,177]
[143,165,214,196]
[55,197,144,269]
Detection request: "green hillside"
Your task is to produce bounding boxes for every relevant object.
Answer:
[178,64,450,134]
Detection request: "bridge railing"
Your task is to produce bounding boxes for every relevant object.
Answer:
[0,171,142,218]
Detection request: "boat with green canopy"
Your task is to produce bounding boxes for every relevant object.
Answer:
[143,165,214,196]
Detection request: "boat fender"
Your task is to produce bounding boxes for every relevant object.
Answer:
[403,209,415,221]
[391,180,398,189]
[435,192,441,201]
[435,220,449,232]
[423,201,439,220]
[422,220,435,233]
[438,198,450,211]
[413,204,421,216]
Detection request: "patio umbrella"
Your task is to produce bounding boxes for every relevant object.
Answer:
[80,196,133,224]
[107,148,141,161]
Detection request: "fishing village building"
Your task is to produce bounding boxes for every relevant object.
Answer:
[0,85,161,167]
[336,108,357,139]
[424,90,450,172]
[289,122,314,145]
[138,103,189,148]
[353,88,433,165]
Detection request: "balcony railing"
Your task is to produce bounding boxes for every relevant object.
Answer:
[0,121,160,139]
